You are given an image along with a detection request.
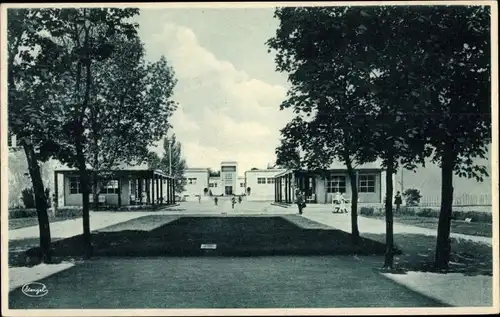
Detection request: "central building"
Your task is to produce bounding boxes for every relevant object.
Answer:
[220,161,238,196]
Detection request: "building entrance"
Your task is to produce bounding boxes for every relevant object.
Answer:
[225,186,233,195]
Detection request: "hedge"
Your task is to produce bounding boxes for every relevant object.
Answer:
[9,204,175,219]
[359,206,492,223]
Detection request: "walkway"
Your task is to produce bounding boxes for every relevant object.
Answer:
[301,209,492,245]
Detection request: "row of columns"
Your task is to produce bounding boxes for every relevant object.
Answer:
[132,173,176,206]
[274,171,316,204]
[274,172,294,204]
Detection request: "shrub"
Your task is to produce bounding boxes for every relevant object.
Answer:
[402,188,422,206]
[203,188,208,195]
[416,208,439,218]
[247,187,251,195]
[396,206,417,216]
[21,188,36,209]
[360,207,374,216]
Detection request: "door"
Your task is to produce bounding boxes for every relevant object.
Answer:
[225,186,233,195]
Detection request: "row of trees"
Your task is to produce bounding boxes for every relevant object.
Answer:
[8,8,178,262]
[146,134,187,193]
[267,6,491,269]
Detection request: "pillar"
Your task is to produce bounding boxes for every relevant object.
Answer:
[117,177,122,207]
[54,171,59,209]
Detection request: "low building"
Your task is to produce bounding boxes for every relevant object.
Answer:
[54,164,176,207]
[245,169,286,201]
[274,160,391,205]
[183,168,210,198]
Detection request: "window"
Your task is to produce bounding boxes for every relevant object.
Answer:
[240,183,245,187]
[267,178,275,184]
[69,176,82,194]
[257,177,266,184]
[327,175,346,193]
[101,180,119,194]
[209,183,218,188]
[221,166,236,172]
[188,178,197,185]
[359,175,376,193]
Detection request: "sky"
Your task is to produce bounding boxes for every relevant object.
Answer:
[135,8,293,173]
[133,7,493,200]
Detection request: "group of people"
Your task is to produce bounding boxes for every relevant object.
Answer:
[209,195,242,209]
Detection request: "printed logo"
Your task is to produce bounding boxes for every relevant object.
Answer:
[21,282,48,297]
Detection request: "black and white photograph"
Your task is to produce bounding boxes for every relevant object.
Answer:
[1,1,498,315]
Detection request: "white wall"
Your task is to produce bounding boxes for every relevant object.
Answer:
[245,170,284,201]
[208,176,222,196]
[183,170,209,197]
[235,177,246,195]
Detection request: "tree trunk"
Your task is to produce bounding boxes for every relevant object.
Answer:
[435,142,454,270]
[22,138,52,263]
[384,153,395,269]
[345,160,360,246]
[76,149,92,259]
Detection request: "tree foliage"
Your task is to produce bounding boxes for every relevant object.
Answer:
[268,5,491,270]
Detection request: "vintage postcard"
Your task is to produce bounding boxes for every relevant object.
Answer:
[1,1,498,316]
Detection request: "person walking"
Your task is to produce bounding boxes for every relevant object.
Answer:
[394,191,403,213]
[238,195,242,204]
[214,197,218,206]
[231,195,236,209]
[296,189,305,215]
[198,194,201,204]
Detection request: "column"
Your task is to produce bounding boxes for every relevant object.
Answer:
[276,179,279,202]
[172,179,176,204]
[160,176,164,205]
[117,177,122,207]
[54,171,59,209]
[151,173,156,206]
[138,178,143,204]
[156,176,160,205]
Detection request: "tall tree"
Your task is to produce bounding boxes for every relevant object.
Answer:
[157,134,187,193]
[7,8,72,263]
[415,6,491,270]
[268,6,434,266]
[21,8,178,258]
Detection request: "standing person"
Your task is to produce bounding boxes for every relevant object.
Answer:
[231,195,236,209]
[394,191,403,213]
[238,195,242,204]
[339,192,347,213]
[198,194,201,204]
[333,191,342,213]
[296,189,305,215]
[214,197,218,206]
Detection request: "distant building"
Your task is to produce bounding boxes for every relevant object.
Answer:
[274,160,389,205]
[245,168,285,201]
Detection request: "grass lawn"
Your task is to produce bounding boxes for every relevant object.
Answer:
[23,216,392,262]
[8,215,81,230]
[369,215,492,237]
[8,256,448,309]
[363,233,492,276]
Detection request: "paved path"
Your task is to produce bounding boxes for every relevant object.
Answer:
[8,201,294,241]
[301,209,492,245]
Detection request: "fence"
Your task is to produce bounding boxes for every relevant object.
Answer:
[419,193,492,207]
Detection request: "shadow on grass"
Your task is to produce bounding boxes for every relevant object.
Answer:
[364,233,492,276]
[18,216,392,267]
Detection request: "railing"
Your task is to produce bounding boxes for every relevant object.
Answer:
[419,193,492,207]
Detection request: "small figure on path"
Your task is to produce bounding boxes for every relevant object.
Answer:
[198,194,201,204]
[333,191,341,213]
[296,189,306,215]
[214,197,218,206]
[238,195,242,204]
[231,195,236,209]
[394,191,403,213]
